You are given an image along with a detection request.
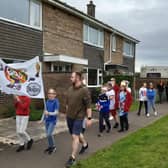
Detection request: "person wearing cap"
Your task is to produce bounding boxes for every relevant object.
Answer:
[110,78,120,128]
[118,81,132,132]
[96,86,111,137]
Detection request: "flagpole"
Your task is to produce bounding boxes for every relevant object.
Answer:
[39,56,46,122]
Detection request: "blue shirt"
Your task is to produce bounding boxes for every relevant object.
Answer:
[97,93,110,113]
[147,89,156,100]
[45,98,59,124]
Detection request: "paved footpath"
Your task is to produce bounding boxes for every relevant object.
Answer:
[0,103,167,168]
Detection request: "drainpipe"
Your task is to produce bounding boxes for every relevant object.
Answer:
[104,32,115,71]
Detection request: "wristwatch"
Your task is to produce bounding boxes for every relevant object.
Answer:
[87,117,92,120]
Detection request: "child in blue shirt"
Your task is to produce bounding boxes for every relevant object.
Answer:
[96,86,111,137]
[146,83,157,117]
[43,88,59,154]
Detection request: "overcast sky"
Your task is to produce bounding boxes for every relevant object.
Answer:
[61,0,168,72]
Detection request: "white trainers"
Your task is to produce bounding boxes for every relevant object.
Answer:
[109,116,114,121]
[154,111,158,116]
[146,113,150,117]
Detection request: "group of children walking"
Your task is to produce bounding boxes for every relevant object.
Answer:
[137,82,157,117]
[96,78,132,136]
[14,88,59,154]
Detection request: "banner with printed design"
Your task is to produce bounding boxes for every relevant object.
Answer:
[0,56,44,98]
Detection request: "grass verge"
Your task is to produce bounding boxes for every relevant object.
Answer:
[73,115,168,168]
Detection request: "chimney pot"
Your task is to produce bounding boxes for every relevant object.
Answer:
[87,1,96,17]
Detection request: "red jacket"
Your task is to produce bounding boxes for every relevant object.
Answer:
[123,90,133,112]
[14,96,31,116]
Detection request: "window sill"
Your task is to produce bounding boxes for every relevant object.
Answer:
[84,41,104,49]
[0,17,42,31]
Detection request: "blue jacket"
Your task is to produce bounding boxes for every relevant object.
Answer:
[97,93,110,113]
[147,89,156,100]
[45,98,59,124]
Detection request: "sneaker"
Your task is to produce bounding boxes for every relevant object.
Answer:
[109,116,113,121]
[79,143,88,154]
[16,145,25,152]
[65,156,76,168]
[97,133,103,137]
[146,113,150,117]
[118,129,124,133]
[44,147,51,153]
[154,111,158,116]
[113,123,119,128]
[27,139,33,150]
[106,128,111,133]
[48,147,56,155]
[137,112,140,116]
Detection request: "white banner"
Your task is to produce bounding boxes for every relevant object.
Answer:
[0,56,44,99]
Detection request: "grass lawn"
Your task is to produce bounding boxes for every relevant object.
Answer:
[73,115,168,168]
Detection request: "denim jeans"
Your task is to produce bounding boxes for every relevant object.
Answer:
[45,122,56,148]
[148,99,156,113]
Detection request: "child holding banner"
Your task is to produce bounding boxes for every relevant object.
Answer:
[14,95,33,152]
[43,88,59,154]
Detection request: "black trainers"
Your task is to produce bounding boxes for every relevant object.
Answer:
[44,147,51,153]
[27,139,33,150]
[16,145,25,152]
[65,156,76,168]
[118,129,124,133]
[106,129,111,133]
[113,123,119,128]
[48,147,56,155]
[79,143,88,154]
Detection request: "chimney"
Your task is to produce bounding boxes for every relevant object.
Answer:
[87,1,96,17]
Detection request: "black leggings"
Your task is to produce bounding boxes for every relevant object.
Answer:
[119,115,129,131]
[99,112,111,133]
[138,101,148,115]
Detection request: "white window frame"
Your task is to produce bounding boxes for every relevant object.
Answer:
[83,24,104,49]
[0,0,42,30]
[51,62,72,73]
[112,35,116,52]
[123,41,134,57]
[85,67,103,87]
[29,0,42,30]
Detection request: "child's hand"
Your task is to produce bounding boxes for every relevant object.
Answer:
[38,120,43,124]
[44,111,49,116]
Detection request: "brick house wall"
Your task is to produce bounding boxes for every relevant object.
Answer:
[111,35,124,65]
[104,31,111,63]
[43,3,84,58]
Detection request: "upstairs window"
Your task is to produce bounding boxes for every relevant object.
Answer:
[83,24,104,48]
[112,35,116,52]
[123,41,134,57]
[0,0,42,29]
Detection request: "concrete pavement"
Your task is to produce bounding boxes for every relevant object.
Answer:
[0,102,167,168]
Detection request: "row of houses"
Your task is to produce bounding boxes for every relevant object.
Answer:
[0,0,139,113]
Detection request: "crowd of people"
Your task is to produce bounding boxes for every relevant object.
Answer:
[5,72,167,168]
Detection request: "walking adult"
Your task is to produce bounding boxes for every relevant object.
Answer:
[157,80,165,104]
[65,72,92,168]
[137,83,148,116]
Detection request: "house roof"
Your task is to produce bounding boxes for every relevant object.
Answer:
[44,0,140,43]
